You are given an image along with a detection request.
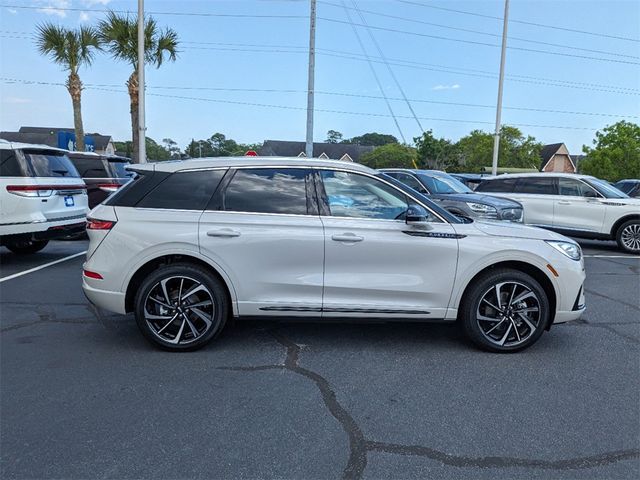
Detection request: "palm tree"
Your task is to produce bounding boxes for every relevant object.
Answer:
[99,12,178,163]
[36,24,100,152]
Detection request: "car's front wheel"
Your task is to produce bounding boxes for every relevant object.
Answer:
[134,264,229,351]
[460,269,550,352]
[4,239,49,254]
[616,219,640,254]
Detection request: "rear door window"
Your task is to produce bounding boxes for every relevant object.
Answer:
[137,169,226,210]
[22,150,80,178]
[219,168,313,215]
[68,155,107,178]
[515,177,557,195]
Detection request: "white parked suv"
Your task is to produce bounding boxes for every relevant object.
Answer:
[0,141,88,253]
[475,173,640,253]
[83,157,586,352]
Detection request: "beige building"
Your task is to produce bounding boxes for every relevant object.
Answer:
[539,143,577,173]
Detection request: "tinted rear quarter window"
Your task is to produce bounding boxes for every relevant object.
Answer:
[0,150,25,176]
[108,160,132,178]
[220,168,312,215]
[515,177,557,195]
[137,169,226,210]
[476,177,518,193]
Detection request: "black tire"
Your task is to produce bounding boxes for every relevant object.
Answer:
[459,268,550,353]
[615,219,640,254]
[5,239,49,254]
[134,263,229,351]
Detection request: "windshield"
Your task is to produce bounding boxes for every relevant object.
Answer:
[23,150,80,178]
[108,160,134,178]
[586,178,629,199]
[417,173,472,194]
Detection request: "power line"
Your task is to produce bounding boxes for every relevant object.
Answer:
[339,1,407,142]
[395,0,640,43]
[2,77,632,125]
[318,17,640,66]
[319,1,639,59]
[0,4,307,18]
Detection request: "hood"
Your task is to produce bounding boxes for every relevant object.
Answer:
[430,192,521,208]
[471,221,569,242]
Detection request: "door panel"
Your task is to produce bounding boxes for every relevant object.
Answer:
[554,178,606,232]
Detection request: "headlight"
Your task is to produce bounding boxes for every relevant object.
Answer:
[500,207,523,222]
[467,202,498,219]
[546,240,582,261]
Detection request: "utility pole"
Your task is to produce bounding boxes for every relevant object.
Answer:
[198,141,202,158]
[137,0,146,163]
[305,0,316,158]
[491,0,509,176]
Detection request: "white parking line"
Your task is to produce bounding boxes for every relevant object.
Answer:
[0,251,86,283]
[584,254,640,258]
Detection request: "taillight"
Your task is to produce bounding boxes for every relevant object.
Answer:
[86,218,116,230]
[6,184,86,197]
[97,183,122,193]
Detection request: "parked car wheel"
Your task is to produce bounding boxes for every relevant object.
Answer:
[616,219,640,254]
[460,269,550,352]
[4,239,49,254]
[134,264,229,351]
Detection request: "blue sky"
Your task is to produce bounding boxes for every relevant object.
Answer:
[1,0,638,154]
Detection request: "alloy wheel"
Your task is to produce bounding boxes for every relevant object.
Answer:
[476,281,541,348]
[144,276,215,345]
[621,223,640,252]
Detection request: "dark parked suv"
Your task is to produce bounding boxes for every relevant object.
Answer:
[614,179,640,198]
[67,152,132,208]
[380,169,524,222]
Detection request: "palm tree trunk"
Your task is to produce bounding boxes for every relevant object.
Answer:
[66,71,85,152]
[127,71,140,163]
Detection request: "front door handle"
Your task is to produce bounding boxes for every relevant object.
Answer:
[207,229,241,238]
[557,200,571,205]
[331,233,364,243]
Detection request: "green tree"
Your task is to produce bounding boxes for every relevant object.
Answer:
[359,143,417,169]
[114,137,170,160]
[99,12,178,163]
[325,130,343,143]
[580,121,640,181]
[346,132,398,146]
[162,138,181,159]
[456,126,542,172]
[36,23,101,152]
[414,130,460,171]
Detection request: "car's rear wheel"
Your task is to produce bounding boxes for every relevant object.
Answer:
[616,220,640,254]
[134,264,229,351]
[4,239,49,254]
[460,269,550,352]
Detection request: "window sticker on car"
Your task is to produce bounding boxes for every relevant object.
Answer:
[64,196,75,207]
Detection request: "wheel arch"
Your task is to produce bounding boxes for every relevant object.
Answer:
[610,214,640,237]
[124,253,237,315]
[457,260,557,329]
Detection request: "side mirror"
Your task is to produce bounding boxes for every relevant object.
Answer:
[405,204,429,225]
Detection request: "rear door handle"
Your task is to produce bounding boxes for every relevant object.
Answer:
[557,201,571,205]
[331,233,364,243]
[207,229,241,238]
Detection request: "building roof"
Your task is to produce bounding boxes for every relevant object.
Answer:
[1,127,113,150]
[129,156,378,174]
[539,143,563,170]
[258,140,375,161]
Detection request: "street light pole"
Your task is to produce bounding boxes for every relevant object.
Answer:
[305,0,316,159]
[137,0,146,163]
[491,0,509,176]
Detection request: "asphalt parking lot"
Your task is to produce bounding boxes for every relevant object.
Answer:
[1,239,639,479]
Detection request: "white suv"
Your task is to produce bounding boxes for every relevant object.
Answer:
[0,141,88,253]
[475,173,640,253]
[83,157,586,352]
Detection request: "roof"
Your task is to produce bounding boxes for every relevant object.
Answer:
[2,127,113,150]
[258,140,375,161]
[539,143,576,171]
[0,139,67,152]
[480,172,594,180]
[379,168,449,177]
[129,156,377,174]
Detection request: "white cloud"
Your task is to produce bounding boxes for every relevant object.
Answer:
[37,1,71,18]
[432,84,461,91]
[79,11,90,22]
[81,0,112,5]
[3,97,32,104]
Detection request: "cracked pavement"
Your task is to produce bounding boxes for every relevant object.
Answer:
[1,239,639,479]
